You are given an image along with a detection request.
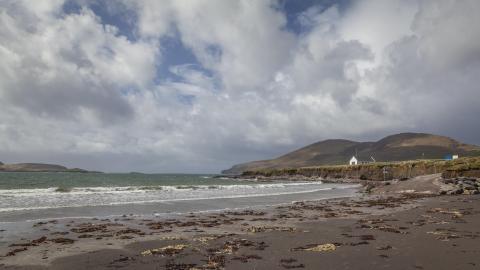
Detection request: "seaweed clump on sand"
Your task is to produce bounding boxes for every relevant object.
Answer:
[141,244,189,256]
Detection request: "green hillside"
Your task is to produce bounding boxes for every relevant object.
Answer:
[222,133,480,174]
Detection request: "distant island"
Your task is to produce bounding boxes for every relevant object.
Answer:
[223,132,480,175]
[0,162,99,173]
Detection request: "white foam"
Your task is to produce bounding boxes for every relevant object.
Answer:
[0,182,323,196]
[0,182,359,213]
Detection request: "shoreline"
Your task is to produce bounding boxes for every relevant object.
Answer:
[0,183,359,223]
[0,192,359,225]
[1,176,479,269]
[234,156,480,181]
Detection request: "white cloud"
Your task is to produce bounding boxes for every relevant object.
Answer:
[0,0,479,172]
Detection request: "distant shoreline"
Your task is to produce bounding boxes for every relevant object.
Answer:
[0,163,100,173]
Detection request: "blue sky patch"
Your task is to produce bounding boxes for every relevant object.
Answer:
[63,0,138,41]
[278,0,351,33]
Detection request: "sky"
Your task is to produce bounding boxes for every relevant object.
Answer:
[0,0,479,173]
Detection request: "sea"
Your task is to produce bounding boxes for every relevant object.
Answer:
[0,172,359,245]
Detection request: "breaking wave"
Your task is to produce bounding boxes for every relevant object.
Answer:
[0,182,359,213]
[0,182,322,196]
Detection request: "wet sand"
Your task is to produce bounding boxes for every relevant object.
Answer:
[1,192,479,269]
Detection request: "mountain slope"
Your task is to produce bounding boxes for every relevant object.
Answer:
[222,133,480,174]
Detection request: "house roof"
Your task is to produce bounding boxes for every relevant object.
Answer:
[350,155,373,162]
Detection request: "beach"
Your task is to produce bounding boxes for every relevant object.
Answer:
[1,174,479,269]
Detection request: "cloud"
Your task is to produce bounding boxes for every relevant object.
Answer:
[363,0,480,138]
[0,0,479,172]
[0,2,157,124]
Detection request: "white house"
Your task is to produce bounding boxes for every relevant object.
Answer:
[349,155,376,165]
[349,156,358,165]
[452,154,459,160]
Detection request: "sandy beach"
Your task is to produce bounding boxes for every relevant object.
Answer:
[1,178,479,270]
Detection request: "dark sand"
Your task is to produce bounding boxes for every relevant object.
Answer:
[1,189,479,269]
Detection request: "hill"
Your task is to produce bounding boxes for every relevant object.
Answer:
[222,133,480,174]
[0,162,92,173]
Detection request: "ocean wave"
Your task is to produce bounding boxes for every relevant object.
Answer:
[0,186,338,212]
[54,187,72,193]
[0,182,325,196]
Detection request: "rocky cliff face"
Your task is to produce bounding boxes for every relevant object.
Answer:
[223,133,480,174]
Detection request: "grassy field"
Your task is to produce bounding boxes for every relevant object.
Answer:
[242,157,480,180]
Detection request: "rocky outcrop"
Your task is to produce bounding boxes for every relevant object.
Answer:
[440,178,480,195]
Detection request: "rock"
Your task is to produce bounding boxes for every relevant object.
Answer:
[464,180,476,186]
[364,184,375,193]
[447,188,463,195]
[463,185,476,191]
[442,179,456,184]
[463,189,480,195]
